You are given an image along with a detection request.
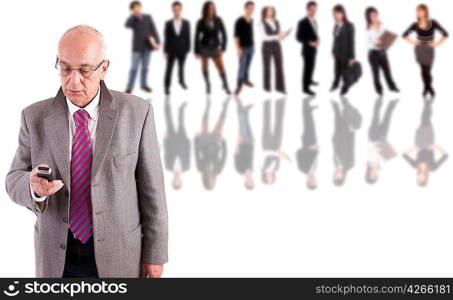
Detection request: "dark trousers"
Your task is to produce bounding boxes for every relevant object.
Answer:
[62,230,98,278]
[420,64,433,91]
[332,57,349,90]
[262,41,285,93]
[302,51,316,91]
[164,53,187,89]
[368,50,397,94]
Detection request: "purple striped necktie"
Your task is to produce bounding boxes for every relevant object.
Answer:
[69,109,94,244]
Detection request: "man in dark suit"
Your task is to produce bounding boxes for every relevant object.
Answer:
[125,1,160,94]
[163,1,191,95]
[296,1,319,96]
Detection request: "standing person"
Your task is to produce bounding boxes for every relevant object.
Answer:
[234,98,255,189]
[194,1,231,95]
[125,1,160,94]
[260,6,291,94]
[331,4,355,96]
[403,4,448,98]
[234,1,256,95]
[5,25,168,278]
[164,97,190,190]
[403,98,448,186]
[296,97,319,190]
[296,1,319,96]
[163,1,191,95]
[195,98,230,190]
[365,7,399,96]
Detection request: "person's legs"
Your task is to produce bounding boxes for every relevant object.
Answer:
[213,55,231,94]
[273,98,286,148]
[339,59,350,95]
[331,57,341,90]
[164,55,176,93]
[201,57,211,94]
[262,100,271,149]
[243,47,254,84]
[126,52,141,91]
[378,100,398,140]
[214,98,230,136]
[262,43,271,92]
[420,64,433,95]
[178,53,187,87]
[164,97,175,136]
[369,51,383,95]
[303,52,315,92]
[140,50,151,88]
[237,49,248,86]
[368,97,383,141]
[380,52,398,91]
[274,43,286,93]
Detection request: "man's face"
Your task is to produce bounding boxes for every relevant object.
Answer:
[172,5,182,18]
[245,4,255,17]
[307,5,317,18]
[132,4,142,15]
[58,31,109,107]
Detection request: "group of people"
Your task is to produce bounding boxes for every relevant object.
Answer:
[124,1,448,97]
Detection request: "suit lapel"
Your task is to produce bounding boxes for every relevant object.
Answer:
[91,81,119,181]
[44,88,70,187]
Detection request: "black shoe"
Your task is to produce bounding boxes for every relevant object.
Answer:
[234,84,242,95]
[390,86,400,93]
[340,85,349,96]
[180,82,188,90]
[125,89,132,94]
[377,89,383,96]
[141,86,152,93]
[428,87,436,98]
[206,84,211,95]
[311,81,319,86]
[223,85,231,95]
[330,85,339,92]
[164,87,170,95]
[303,89,316,96]
[423,88,429,98]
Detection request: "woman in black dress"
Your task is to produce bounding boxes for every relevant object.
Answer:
[403,4,448,98]
[194,1,231,94]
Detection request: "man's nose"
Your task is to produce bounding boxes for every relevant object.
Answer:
[67,69,84,87]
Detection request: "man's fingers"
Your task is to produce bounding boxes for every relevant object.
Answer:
[48,180,64,194]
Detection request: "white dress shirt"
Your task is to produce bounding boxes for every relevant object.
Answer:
[367,24,385,50]
[31,87,100,202]
[308,17,318,33]
[173,18,182,35]
[260,19,280,42]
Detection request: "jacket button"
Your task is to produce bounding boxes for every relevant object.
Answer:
[63,217,68,223]
[60,243,66,250]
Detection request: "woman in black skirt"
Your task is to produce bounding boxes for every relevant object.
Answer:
[194,1,231,94]
[403,4,448,98]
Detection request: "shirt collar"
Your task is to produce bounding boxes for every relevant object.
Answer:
[66,86,100,121]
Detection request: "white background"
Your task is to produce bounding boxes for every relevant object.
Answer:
[0,0,452,277]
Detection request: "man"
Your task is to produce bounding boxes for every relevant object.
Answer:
[296,1,319,96]
[5,25,168,278]
[125,1,160,94]
[164,97,190,189]
[163,1,191,95]
[234,1,255,95]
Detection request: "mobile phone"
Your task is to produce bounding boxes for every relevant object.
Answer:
[37,167,54,182]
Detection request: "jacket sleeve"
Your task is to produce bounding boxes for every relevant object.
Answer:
[219,19,227,52]
[5,109,48,215]
[194,20,202,55]
[296,20,306,43]
[163,21,170,54]
[186,20,191,52]
[348,23,355,60]
[149,15,160,44]
[125,15,136,29]
[136,102,168,265]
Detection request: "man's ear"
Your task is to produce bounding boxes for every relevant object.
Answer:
[101,60,110,80]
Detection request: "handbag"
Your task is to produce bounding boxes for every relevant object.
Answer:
[343,61,362,87]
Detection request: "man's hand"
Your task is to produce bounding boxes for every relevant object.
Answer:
[237,47,243,57]
[140,264,164,278]
[30,164,64,197]
[309,41,319,47]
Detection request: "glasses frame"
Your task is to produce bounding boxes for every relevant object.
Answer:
[55,58,105,78]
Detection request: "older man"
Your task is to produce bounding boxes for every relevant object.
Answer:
[5,25,168,278]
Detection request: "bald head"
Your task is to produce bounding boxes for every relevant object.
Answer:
[57,25,110,107]
[59,25,106,59]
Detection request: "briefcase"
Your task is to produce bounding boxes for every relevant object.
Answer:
[343,61,362,87]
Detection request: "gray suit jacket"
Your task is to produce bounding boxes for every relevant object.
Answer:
[5,81,168,278]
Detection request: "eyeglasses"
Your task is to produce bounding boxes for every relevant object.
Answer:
[55,58,105,78]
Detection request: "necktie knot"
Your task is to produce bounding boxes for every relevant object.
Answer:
[74,109,90,128]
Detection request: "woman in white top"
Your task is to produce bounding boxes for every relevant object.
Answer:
[260,6,291,94]
[365,7,399,95]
